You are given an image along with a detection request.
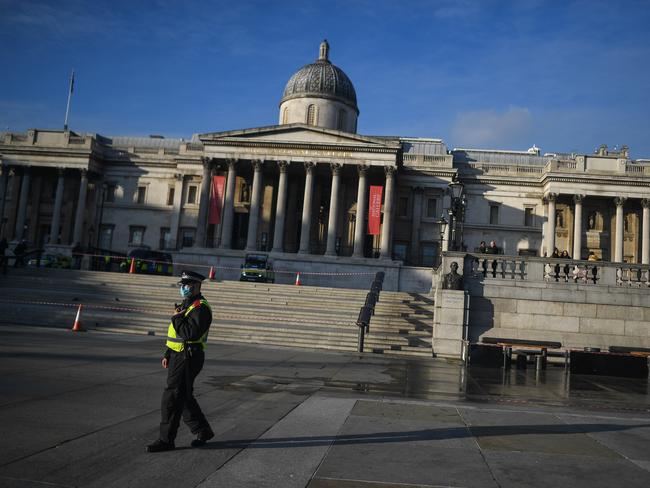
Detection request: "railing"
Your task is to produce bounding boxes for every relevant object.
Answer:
[442,252,650,287]
[185,142,203,151]
[625,165,650,175]
[356,271,385,352]
[462,163,544,176]
[68,136,86,144]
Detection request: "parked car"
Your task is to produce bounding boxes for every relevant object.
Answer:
[240,254,274,283]
[119,248,174,276]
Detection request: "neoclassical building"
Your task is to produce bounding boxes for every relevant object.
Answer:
[1,40,649,287]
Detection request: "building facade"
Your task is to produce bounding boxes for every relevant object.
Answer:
[1,41,649,279]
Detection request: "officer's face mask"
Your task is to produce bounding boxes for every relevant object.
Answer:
[180,284,193,298]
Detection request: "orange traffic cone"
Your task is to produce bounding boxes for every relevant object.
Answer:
[208,266,215,280]
[71,304,85,332]
[128,257,136,274]
[295,272,301,286]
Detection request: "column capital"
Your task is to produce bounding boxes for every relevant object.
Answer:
[641,198,650,208]
[330,162,342,175]
[544,192,558,203]
[79,168,87,177]
[614,196,627,207]
[573,194,585,204]
[304,161,315,173]
[201,156,211,167]
[56,167,66,176]
[357,164,369,176]
[278,160,289,173]
[252,160,264,171]
[384,165,396,178]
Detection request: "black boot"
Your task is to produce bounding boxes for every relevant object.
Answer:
[146,439,175,453]
[191,428,214,447]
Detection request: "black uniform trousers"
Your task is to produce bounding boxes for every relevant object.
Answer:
[159,347,210,443]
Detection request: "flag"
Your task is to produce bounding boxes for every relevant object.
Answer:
[368,185,383,235]
[208,175,226,225]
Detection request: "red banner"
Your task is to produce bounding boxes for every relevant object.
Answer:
[208,175,226,225]
[368,185,383,235]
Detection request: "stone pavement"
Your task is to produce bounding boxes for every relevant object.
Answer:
[1,325,650,488]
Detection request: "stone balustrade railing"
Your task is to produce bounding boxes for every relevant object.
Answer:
[440,252,650,288]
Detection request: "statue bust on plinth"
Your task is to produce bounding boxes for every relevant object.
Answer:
[442,261,464,290]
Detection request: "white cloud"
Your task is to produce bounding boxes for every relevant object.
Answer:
[450,106,534,148]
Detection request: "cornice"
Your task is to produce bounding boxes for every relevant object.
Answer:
[202,139,398,155]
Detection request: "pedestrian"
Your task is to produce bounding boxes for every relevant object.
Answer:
[560,250,571,259]
[486,240,499,254]
[478,241,487,253]
[13,239,26,267]
[551,247,560,258]
[146,270,214,453]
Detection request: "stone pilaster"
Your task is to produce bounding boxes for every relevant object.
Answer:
[219,159,237,249]
[246,160,264,251]
[299,162,315,254]
[545,193,557,256]
[271,161,289,253]
[325,163,342,256]
[352,165,368,258]
[169,173,184,249]
[572,194,584,259]
[410,187,424,264]
[642,199,650,265]
[49,168,65,245]
[614,197,626,262]
[72,169,88,246]
[380,166,396,259]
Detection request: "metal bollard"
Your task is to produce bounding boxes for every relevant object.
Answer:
[535,355,544,371]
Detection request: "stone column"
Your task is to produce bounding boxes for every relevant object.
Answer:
[298,162,315,254]
[271,161,289,253]
[642,199,650,265]
[49,168,66,245]
[169,173,184,249]
[410,187,424,264]
[0,165,9,238]
[352,165,368,258]
[194,157,212,247]
[246,160,264,251]
[572,194,584,259]
[614,197,626,262]
[325,163,342,256]
[380,166,396,259]
[14,167,31,241]
[72,169,88,246]
[545,193,557,256]
[219,159,237,249]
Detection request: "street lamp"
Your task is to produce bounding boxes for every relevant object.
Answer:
[447,177,466,251]
[438,214,448,265]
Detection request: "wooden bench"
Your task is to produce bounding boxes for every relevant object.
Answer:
[471,337,563,370]
[570,347,649,378]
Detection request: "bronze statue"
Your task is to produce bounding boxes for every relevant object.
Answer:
[442,261,463,290]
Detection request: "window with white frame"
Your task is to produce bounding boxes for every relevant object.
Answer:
[129,226,145,246]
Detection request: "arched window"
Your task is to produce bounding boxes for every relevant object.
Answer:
[306,104,317,126]
[282,107,289,124]
[337,109,346,131]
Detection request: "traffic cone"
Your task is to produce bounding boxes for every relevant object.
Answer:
[71,304,85,332]
[208,266,215,281]
[128,257,136,274]
[295,272,301,286]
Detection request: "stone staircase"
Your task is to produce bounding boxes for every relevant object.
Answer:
[0,269,434,357]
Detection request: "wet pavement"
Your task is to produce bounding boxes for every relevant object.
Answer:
[1,325,650,487]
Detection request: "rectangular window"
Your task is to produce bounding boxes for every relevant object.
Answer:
[167,187,175,206]
[426,198,437,218]
[136,186,146,204]
[181,228,195,248]
[393,242,408,261]
[187,185,197,204]
[489,205,499,225]
[129,226,145,246]
[105,185,116,203]
[524,207,534,227]
[421,243,437,267]
[159,227,171,250]
[397,196,409,217]
[99,225,114,250]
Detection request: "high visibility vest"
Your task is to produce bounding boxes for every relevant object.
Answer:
[166,298,211,352]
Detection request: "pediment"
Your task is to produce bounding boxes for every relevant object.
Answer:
[198,123,398,149]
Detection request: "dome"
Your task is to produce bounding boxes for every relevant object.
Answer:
[280,40,358,113]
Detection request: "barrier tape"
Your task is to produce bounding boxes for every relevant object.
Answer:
[40,251,378,276]
[0,299,358,326]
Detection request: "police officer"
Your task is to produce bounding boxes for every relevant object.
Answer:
[146,270,214,452]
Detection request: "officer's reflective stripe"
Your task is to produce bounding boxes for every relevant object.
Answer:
[166,299,211,352]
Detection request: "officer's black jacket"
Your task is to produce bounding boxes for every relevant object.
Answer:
[164,293,212,358]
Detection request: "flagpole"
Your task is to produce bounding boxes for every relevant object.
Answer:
[63,69,74,131]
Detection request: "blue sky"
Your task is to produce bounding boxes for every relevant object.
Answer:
[1,0,649,157]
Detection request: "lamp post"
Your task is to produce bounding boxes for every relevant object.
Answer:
[439,215,448,266]
[447,177,465,251]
